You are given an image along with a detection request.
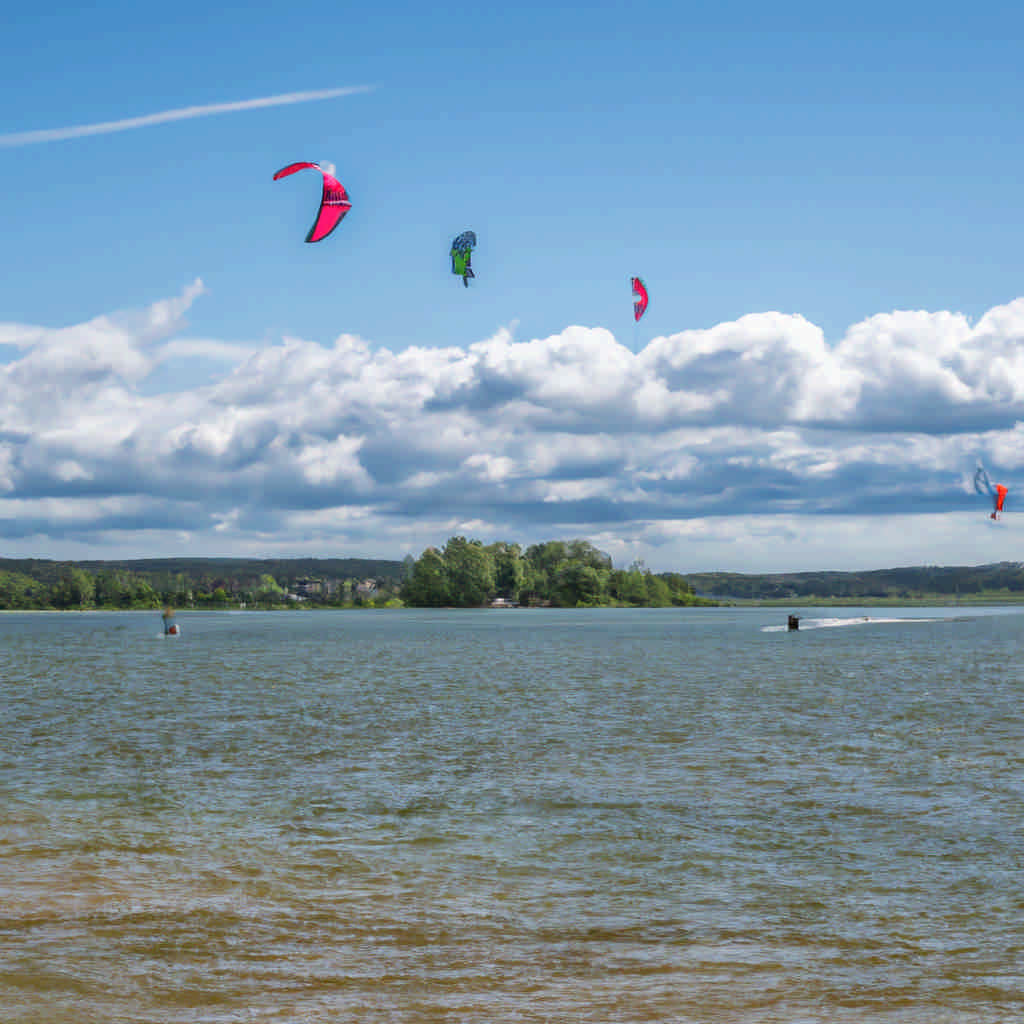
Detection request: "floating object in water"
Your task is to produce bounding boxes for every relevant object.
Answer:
[162,607,180,636]
[787,614,800,632]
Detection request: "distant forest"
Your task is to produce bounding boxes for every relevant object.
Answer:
[2,553,1022,611]
[0,543,712,610]
[687,563,1024,602]
[0,557,405,610]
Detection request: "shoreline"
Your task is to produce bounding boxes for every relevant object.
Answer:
[4,598,1024,612]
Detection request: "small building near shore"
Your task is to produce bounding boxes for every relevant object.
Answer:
[293,577,324,599]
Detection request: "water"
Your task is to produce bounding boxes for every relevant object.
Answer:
[1,607,1022,1023]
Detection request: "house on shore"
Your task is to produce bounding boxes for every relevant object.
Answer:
[293,577,324,599]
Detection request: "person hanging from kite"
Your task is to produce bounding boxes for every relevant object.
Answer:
[974,463,1008,520]
[273,161,351,242]
[451,230,476,287]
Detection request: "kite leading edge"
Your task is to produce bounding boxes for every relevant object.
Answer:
[632,276,648,322]
[273,161,352,243]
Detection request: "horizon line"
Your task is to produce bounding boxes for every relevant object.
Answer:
[0,554,1017,576]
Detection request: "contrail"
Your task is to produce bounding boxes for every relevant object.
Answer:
[0,85,373,148]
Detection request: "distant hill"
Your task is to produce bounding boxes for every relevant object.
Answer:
[687,562,1024,601]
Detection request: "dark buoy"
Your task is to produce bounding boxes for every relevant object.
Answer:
[787,614,800,632]
[162,607,180,636]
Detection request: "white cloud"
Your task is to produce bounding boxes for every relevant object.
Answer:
[4,284,1024,570]
[153,337,260,365]
[297,436,372,488]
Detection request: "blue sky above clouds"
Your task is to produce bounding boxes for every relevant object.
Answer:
[1,0,1023,571]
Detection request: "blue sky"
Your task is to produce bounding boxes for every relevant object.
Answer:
[2,0,1024,571]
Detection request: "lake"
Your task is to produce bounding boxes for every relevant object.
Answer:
[1,607,1022,1022]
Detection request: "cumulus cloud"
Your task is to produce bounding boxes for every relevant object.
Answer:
[2,284,1024,569]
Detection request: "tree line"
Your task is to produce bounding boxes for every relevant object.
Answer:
[685,562,1024,600]
[400,537,714,608]
[7,552,1019,610]
[0,566,166,610]
[0,556,402,588]
[0,565,402,610]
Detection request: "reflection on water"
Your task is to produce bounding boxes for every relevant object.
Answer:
[1,607,1022,1022]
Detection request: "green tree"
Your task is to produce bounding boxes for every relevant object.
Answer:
[645,574,672,607]
[442,536,495,607]
[660,573,695,605]
[0,570,47,609]
[255,574,284,605]
[551,562,604,606]
[615,568,648,606]
[487,541,525,599]
[567,539,613,571]
[402,548,449,606]
[524,540,569,579]
[132,576,158,608]
[518,563,549,605]
[92,570,159,608]
[51,567,95,609]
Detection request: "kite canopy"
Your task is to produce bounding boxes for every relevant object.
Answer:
[451,230,476,254]
[451,230,476,286]
[273,161,351,243]
[631,276,648,322]
[974,463,1008,518]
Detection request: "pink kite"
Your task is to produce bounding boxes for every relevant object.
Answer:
[631,276,648,322]
[273,161,351,243]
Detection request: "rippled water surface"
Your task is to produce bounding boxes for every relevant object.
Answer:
[1,607,1022,1022]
